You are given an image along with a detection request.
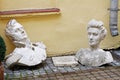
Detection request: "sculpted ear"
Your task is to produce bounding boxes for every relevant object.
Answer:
[101,29,107,40]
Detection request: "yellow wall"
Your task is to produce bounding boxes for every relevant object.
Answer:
[0,0,120,56]
[0,0,56,11]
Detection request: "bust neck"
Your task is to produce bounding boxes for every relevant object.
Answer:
[89,45,100,51]
[14,38,32,48]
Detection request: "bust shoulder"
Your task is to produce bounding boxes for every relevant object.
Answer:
[77,48,90,53]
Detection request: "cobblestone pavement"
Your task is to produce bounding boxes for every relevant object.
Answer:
[3,56,120,80]
[3,49,120,80]
[20,66,120,80]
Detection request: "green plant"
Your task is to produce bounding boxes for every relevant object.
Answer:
[0,36,6,61]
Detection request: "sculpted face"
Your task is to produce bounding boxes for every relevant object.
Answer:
[88,27,101,47]
[11,22,27,41]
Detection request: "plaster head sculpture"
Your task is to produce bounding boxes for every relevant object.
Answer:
[6,19,27,41]
[5,19,47,67]
[5,19,31,48]
[75,19,113,66]
[87,19,107,50]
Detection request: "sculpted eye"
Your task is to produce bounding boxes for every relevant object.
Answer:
[88,32,91,35]
[93,33,98,36]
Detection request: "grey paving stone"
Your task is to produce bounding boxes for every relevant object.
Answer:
[57,67,66,73]
[59,69,67,73]
[52,68,59,73]
[39,69,46,75]
[4,69,13,73]
[72,67,80,71]
[26,70,34,77]
[38,69,45,72]
[44,65,51,71]
[20,71,27,78]
[64,66,75,72]
[113,60,120,66]
[45,69,53,74]
[14,71,21,78]
[113,50,120,56]
[8,72,15,78]
[48,63,55,67]
[57,67,65,70]
[49,66,57,70]
[33,70,40,76]
[46,58,53,64]
[80,66,88,70]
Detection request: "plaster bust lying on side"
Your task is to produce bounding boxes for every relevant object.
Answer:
[75,19,113,66]
[5,19,47,67]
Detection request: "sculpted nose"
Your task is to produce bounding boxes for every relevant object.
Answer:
[89,34,93,39]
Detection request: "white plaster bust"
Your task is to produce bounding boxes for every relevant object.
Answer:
[75,19,113,66]
[5,19,47,67]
